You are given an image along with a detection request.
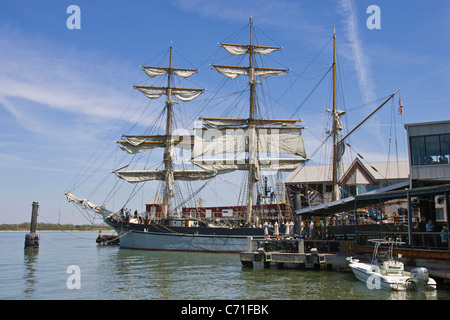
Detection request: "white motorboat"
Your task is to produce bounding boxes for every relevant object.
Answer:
[346,239,437,291]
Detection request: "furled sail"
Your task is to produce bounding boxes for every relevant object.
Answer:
[117,135,193,154]
[134,86,204,102]
[193,158,305,173]
[117,135,165,154]
[200,117,301,129]
[64,192,104,213]
[114,170,216,183]
[211,65,288,80]
[220,43,282,56]
[142,67,168,78]
[142,66,198,78]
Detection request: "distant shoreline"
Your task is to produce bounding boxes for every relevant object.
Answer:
[0,222,113,232]
[0,230,114,232]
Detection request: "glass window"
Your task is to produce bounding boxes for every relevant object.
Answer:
[440,134,450,163]
[425,135,440,164]
[411,134,450,165]
[410,136,425,165]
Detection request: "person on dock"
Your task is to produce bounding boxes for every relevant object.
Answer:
[426,220,435,232]
[441,225,448,247]
[426,220,436,247]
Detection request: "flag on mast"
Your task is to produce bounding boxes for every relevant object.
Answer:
[398,98,403,115]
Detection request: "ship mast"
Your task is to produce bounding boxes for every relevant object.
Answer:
[199,16,306,225]
[331,27,340,202]
[163,42,174,217]
[113,43,210,219]
[247,15,256,224]
[329,28,400,201]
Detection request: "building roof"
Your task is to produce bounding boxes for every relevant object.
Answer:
[285,158,409,185]
[295,182,450,216]
[404,120,450,128]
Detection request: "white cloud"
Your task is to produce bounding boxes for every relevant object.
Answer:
[0,26,137,141]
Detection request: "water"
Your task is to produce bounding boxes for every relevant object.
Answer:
[1,231,449,300]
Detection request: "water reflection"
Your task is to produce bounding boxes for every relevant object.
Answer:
[3,232,448,300]
[23,249,39,297]
[96,249,241,299]
[91,247,448,300]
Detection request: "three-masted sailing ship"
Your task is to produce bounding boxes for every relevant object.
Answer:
[65,17,307,252]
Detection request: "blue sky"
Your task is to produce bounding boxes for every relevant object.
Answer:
[0,0,449,224]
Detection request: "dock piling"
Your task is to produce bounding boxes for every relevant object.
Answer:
[24,201,40,249]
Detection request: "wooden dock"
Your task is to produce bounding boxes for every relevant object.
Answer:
[240,237,350,270]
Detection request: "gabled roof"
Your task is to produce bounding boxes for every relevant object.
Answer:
[285,158,409,185]
[295,180,413,216]
[340,158,377,186]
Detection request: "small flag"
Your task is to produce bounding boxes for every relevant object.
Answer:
[398,98,403,115]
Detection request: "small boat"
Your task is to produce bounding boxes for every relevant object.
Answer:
[346,239,437,291]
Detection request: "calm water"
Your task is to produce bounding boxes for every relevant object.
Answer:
[1,231,449,300]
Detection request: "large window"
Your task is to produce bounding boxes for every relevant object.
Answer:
[410,134,450,166]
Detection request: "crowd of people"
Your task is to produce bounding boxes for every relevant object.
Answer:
[118,208,149,224]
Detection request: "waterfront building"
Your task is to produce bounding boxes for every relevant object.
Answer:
[405,120,450,224]
[286,158,409,210]
[405,120,450,183]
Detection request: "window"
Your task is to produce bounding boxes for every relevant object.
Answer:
[222,209,233,217]
[425,135,440,163]
[410,136,425,165]
[410,134,450,166]
[440,134,450,163]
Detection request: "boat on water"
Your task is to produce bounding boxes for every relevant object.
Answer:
[346,239,437,291]
[65,16,307,252]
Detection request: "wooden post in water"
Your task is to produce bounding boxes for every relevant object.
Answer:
[24,201,40,249]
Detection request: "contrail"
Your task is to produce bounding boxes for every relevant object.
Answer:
[337,0,376,103]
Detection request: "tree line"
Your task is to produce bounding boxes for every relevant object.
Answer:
[0,222,112,231]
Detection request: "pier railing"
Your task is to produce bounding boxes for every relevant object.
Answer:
[357,231,450,252]
[247,231,448,255]
[248,238,355,255]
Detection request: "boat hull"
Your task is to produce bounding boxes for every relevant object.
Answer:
[105,217,278,253]
[348,261,437,291]
[349,264,409,291]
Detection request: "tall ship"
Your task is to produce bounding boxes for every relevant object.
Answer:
[65,17,307,252]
